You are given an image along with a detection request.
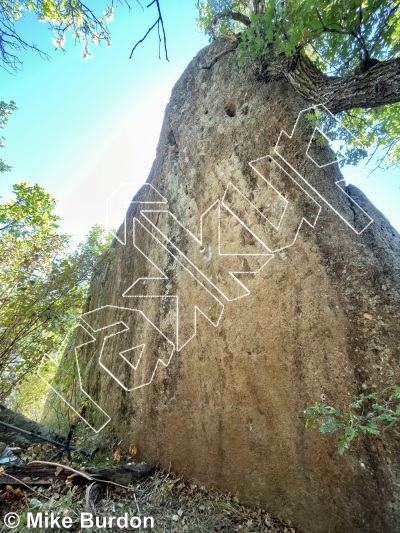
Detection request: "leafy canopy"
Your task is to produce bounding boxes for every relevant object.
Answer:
[0,0,130,70]
[197,0,400,71]
[196,0,400,170]
[0,0,170,71]
[0,100,17,172]
[0,181,114,401]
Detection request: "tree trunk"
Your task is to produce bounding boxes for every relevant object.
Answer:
[257,51,400,113]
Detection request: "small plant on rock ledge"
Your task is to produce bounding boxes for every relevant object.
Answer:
[304,386,400,455]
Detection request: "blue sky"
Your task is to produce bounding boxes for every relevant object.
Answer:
[0,1,399,246]
[0,2,209,244]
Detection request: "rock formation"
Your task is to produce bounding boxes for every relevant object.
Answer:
[56,41,400,532]
[0,404,62,447]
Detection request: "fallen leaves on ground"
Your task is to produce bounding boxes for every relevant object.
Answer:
[0,466,297,532]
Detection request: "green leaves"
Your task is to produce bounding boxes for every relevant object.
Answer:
[0,100,17,173]
[0,181,60,235]
[196,0,252,40]
[197,0,400,169]
[0,0,129,69]
[231,0,400,75]
[305,386,400,455]
[337,104,400,171]
[320,421,345,433]
[0,182,114,402]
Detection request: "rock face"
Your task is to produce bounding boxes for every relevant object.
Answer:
[68,42,400,532]
[0,405,62,447]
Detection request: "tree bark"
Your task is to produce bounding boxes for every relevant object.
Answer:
[212,11,251,28]
[257,52,400,113]
[0,462,155,487]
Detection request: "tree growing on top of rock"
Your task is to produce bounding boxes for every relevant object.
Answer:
[196,0,400,456]
[197,0,400,170]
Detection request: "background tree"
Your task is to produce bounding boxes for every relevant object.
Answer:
[197,0,400,171]
[0,0,167,71]
[0,182,114,402]
[0,99,16,172]
[0,0,168,412]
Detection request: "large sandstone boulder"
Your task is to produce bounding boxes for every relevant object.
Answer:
[61,42,400,532]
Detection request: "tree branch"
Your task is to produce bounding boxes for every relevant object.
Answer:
[212,11,251,28]
[0,5,49,72]
[201,42,238,70]
[130,0,168,61]
[257,52,400,114]
[252,1,265,16]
